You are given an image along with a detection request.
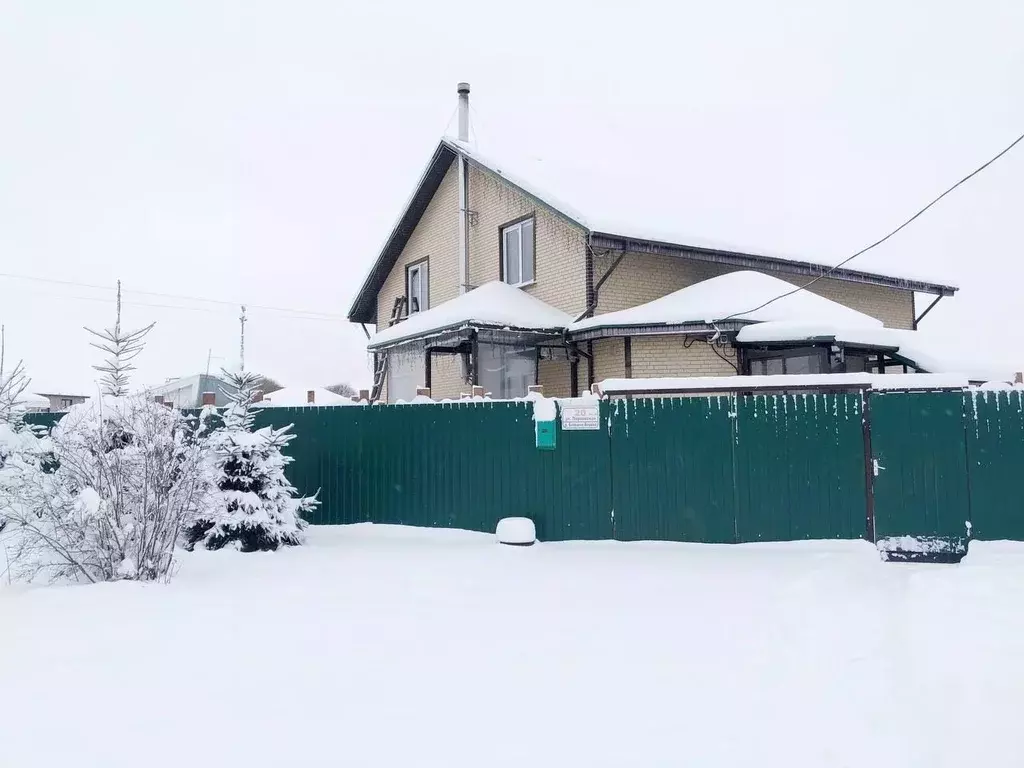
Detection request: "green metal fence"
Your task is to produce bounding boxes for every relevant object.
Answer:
[22,388,1024,543]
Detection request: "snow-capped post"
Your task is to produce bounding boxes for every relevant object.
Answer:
[184,309,319,552]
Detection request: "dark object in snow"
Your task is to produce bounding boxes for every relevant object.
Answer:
[877,536,967,564]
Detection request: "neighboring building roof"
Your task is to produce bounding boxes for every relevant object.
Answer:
[16,392,51,409]
[570,271,882,335]
[348,137,958,324]
[257,386,356,407]
[367,280,572,350]
[736,321,1012,382]
[34,392,87,399]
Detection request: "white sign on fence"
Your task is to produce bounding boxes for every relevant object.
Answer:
[560,400,600,431]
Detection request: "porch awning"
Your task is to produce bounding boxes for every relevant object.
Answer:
[569,270,881,340]
[736,321,1013,382]
[367,281,572,351]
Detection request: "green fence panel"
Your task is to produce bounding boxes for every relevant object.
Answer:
[23,412,64,432]
[965,390,1024,540]
[870,391,970,540]
[734,393,867,542]
[609,396,736,543]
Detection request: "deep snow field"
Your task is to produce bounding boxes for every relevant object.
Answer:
[2,524,1023,767]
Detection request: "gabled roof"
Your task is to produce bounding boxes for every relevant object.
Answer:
[349,137,958,324]
[367,280,571,350]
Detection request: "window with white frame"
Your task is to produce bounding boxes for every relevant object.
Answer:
[406,259,428,315]
[501,217,535,286]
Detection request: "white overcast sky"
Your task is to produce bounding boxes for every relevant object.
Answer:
[1,0,1022,394]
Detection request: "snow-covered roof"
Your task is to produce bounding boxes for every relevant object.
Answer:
[571,271,882,333]
[736,321,1013,382]
[445,138,958,289]
[348,136,958,325]
[14,392,50,409]
[256,387,357,407]
[368,281,573,349]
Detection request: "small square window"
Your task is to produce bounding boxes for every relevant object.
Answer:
[501,217,535,287]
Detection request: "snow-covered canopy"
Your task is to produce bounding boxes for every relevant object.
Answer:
[736,321,1013,382]
[447,138,956,288]
[368,280,573,349]
[571,271,882,333]
[257,386,357,407]
[14,392,50,410]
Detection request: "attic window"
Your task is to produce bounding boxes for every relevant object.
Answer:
[406,258,428,314]
[501,217,535,287]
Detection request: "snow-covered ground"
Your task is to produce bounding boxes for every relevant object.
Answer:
[2,526,1023,767]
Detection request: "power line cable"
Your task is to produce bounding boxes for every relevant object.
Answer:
[717,128,1024,323]
[0,270,346,320]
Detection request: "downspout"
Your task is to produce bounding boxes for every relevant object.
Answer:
[457,82,471,294]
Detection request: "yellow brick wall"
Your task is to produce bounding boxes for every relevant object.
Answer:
[466,165,588,316]
[592,338,625,382]
[375,160,460,330]
[628,336,738,379]
[538,358,572,398]
[593,251,916,329]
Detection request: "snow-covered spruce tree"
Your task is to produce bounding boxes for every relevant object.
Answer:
[184,369,318,552]
[2,287,210,583]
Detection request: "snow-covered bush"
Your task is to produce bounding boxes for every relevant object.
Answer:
[184,370,318,553]
[2,289,210,583]
[3,396,210,582]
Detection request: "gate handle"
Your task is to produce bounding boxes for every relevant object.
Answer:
[873,459,885,477]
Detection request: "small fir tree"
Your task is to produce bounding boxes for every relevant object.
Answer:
[184,369,318,552]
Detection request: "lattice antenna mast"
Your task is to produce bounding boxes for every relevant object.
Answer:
[85,280,155,397]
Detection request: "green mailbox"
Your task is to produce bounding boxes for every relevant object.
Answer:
[535,419,557,450]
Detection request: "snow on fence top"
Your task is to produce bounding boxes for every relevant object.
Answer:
[570,271,882,332]
[256,386,357,407]
[595,373,971,396]
[446,138,957,289]
[368,281,573,349]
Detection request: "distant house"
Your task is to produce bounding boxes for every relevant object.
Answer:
[348,83,966,402]
[33,393,88,412]
[147,374,237,409]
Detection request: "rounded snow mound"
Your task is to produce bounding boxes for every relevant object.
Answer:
[495,517,536,546]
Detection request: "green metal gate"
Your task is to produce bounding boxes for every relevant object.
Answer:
[869,391,970,542]
[609,397,736,543]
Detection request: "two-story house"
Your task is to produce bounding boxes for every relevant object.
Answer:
[349,84,958,403]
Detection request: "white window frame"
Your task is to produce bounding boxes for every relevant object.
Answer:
[406,259,428,315]
[501,218,535,287]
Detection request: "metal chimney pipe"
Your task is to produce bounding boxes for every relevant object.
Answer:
[457,82,470,142]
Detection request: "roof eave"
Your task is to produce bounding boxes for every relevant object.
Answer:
[588,232,958,297]
[367,321,567,351]
[568,320,748,342]
[347,142,460,325]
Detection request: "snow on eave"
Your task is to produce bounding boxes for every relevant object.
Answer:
[367,281,572,350]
